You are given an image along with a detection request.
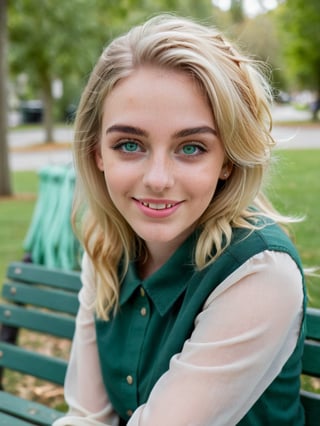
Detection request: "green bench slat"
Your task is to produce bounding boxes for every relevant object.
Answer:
[2,282,79,315]
[0,342,67,385]
[302,340,320,378]
[0,391,63,426]
[0,410,35,425]
[300,389,320,426]
[305,307,320,340]
[7,262,81,293]
[0,304,75,339]
[300,307,320,425]
[0,261,79,423]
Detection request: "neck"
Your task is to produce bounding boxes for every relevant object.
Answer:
[138,241,178,279]
[137,228,196,279]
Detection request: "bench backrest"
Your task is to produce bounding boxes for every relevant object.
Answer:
[301,307,320,425]
[0,261,81,386]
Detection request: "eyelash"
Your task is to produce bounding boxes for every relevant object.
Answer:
[111,140,143,153]
[111,140,207,157]
[180,143,206,156]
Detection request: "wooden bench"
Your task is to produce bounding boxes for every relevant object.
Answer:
[301,306,320,425]
[0,261,320,425]
[0,261,81,425]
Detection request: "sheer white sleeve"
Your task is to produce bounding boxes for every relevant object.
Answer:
[127,251,304,426]
[52,253,119,426]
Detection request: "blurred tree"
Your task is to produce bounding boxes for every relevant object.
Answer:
[0,0,12,196]
[230,0,245,23]
[276,0,320,92]
[147,0,213,18]
[212,6,285,94]
[8,0,101,142]
[8,0,214,143]
[231,13,286,91]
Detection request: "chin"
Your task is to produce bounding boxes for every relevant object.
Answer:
[144,231,191,246]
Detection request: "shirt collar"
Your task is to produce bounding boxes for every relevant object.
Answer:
[119,231,198,316]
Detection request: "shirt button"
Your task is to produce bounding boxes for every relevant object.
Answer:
[127,409,133,417]
[140,307,147,316]
[126,375,133,385]
[140,287,145,297]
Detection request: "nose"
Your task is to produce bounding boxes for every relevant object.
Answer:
[142,154,174,193]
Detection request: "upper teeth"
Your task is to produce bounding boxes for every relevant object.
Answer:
[142,202,174,210]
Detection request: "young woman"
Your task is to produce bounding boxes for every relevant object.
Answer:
[53,14,306,425]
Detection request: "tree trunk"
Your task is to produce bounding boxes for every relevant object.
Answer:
[0,0,12,196]
[42,75,54,143]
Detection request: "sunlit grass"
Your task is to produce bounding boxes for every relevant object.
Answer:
[0,171,38,282]
[268,149,320,306]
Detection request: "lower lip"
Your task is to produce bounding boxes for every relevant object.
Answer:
[134,200,181,219]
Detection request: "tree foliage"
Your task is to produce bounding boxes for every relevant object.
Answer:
[8,0,104,141]
[230,0,245,23]
[276,0,320,91]
[211,6,284,92]
[0,0,12,196]
[230,13,286,90]
[8,0,213,142]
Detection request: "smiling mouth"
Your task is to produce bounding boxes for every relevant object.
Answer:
[140,201,176,210]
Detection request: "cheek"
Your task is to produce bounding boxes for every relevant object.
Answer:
[104,167,128,199]
[187,169,221,197]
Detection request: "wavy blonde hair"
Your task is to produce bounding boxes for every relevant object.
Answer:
[73,14,290,320]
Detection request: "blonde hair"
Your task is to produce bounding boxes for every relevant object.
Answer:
[73,14,289,320]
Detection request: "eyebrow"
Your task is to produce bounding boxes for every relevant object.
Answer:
[174,126,217,138]
[106,124,217,138]
[106,125,148,137]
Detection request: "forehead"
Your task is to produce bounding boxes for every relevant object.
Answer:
[102,66,213,126]
[108,66,200,95]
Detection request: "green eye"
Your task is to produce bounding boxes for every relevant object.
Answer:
[182,145,198,155]
[123,142,139,152]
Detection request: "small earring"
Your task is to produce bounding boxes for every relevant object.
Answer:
[223,171,229,178]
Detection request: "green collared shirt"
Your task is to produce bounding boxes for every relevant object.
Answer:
[95,224,305,424]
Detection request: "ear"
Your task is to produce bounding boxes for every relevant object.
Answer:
[95,146,104,171]
[219,162,233,180]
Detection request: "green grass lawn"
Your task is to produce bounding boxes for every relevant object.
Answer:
[268,149,320,306]
[0,172,38,283]
[269,149,320,263]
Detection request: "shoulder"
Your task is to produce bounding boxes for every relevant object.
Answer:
[204,250,304,310]
[228,221,302,272]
